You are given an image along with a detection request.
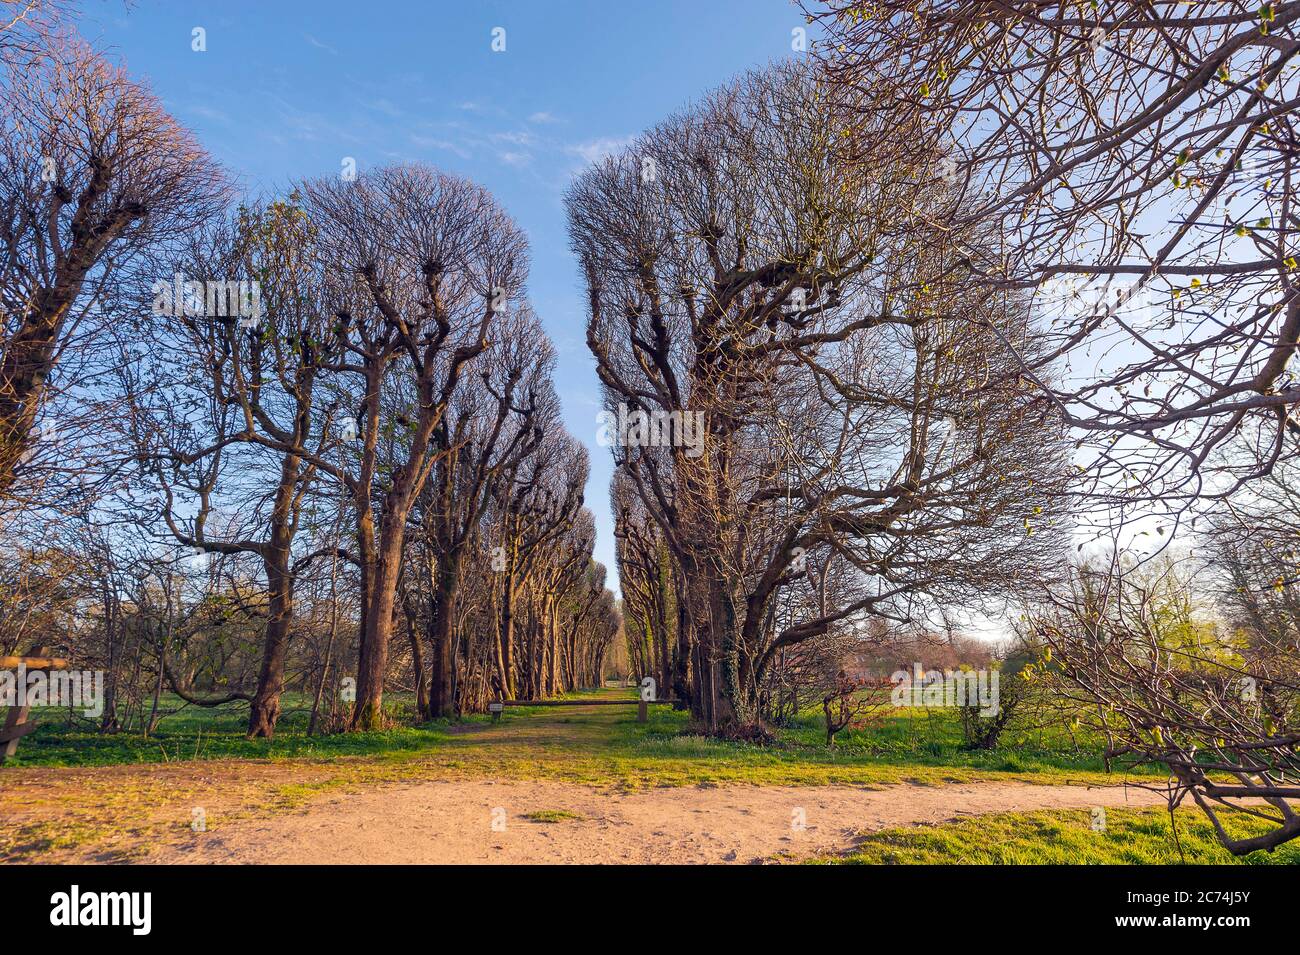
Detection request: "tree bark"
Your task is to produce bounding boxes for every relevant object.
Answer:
[427,550,462,717]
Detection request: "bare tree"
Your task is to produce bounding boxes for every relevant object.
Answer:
[810,1,1300,510]
[300,165,528,729]
[614,470,689,705]
[811,1,1300,851]
[571,62,1065,733]
[0,37,225,502]
[1033,555,1300,854]
[822,671,891,746]
[417,310,553,717]
[0,32,610,744]
[489,429,587,699]
[121,199,342,737]
[1204,455,1300,649]
[0,0,69,69]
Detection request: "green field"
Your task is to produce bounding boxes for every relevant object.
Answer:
[7,687,1160,788]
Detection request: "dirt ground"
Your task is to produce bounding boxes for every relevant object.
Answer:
[147,776,1167,865]
[2,698,1170,864]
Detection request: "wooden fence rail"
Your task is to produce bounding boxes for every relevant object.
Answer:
[1,645,69,765]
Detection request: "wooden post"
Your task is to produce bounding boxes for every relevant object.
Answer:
[489,702,504,723]
[637,700,648,723]
[1,645,58,765]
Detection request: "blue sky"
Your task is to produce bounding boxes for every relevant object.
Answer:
[82,0,806,589]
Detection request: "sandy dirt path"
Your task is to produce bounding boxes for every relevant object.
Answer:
[150,777,1166,864]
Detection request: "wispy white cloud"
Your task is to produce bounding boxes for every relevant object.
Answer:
[527,111,560,125]
[567,135,635,166]
[304,33,338,55]
[410,133,473,159]
[186,104,233,125]
[491,130,537,147]
[266,94,362,145]
[362,98,405,119]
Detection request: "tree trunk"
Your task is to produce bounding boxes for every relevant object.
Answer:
[0,264,98,494]
[498,579,517,698]
[247,561,293,738]
[352,527,404,731]
[427,550,462,717]
[246,446,305,738]
[403,591,429,720]
[542,596,556,696]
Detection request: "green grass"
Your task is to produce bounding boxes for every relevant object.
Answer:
[738,704,1146,778]
[7,688,1161,789]
[8,691,471,766]
[816,807,1300,865]
[522,809,586,823]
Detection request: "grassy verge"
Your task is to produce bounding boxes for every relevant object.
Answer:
[816,807,1300,865]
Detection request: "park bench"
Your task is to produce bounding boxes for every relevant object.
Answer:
[0,645,69,765]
